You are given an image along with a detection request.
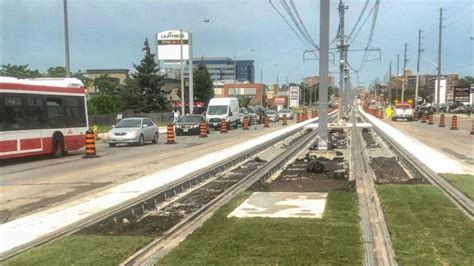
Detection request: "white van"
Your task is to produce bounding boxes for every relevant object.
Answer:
[206,97,240,130]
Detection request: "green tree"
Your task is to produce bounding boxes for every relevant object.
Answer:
[87,94,119,115]
[458,76,474,87]
[193,63,214,104]
[87,74,122,115]
[132,38,167,112]
[120,78,145,113]
[0,64,43,78]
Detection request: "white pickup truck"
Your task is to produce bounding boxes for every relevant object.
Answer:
[392,103,413,121]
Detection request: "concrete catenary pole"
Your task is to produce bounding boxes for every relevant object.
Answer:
[63,0,70,77]
[388,61,392,104]
[396,53,400,101]
[180,30,185,115]
[415,29,423,109]
[401,42,408,103]
[189,33,194,114]
[436,8,444,113]
[318,0,330,150]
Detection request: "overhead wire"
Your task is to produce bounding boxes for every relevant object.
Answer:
[288,0,320,50]
[268,0,312,48]
[348,0,370,39]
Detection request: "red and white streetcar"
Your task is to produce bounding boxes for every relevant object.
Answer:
[0,77,89,159]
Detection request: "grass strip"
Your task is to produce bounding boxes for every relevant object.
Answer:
[160,191,362,265]
[378,184,474,265]
[440,173,474,199]
[5,235,152,266]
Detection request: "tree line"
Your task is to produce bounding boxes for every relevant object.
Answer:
[1,39,214,115]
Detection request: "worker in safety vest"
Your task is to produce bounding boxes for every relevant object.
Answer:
[385,105,393,119]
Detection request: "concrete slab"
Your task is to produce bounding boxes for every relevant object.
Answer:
[228,192,327,219]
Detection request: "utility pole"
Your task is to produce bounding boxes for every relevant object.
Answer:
[388,61,392,104]
[415,29,424,109]
[337,0,349,120]
[436,8,444,112]
[396,53,399,101]
[318,0,330,150]
[63,0,70,77]
[401,42,408,102]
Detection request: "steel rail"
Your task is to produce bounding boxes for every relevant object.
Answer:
[123,120,327,265]
[351,111,398,266]
[1,114,335,261]
[359,109,473,219]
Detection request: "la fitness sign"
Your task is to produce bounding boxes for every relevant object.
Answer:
[157,30,189,60]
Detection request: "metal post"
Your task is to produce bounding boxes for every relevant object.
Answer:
[436,8,443,113]
[396,53,399,101]
[415,29,423,109]
[388,61,392,104]
[63,0,70,77]
[337,0,348,120]
[189,33,194,114]
[401,42,407,103]
[318,0,330,150]
[180,29,185,115]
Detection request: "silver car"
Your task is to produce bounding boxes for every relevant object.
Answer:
[278,109,294,119]
[265,110,280,122]
[108,118,159,147]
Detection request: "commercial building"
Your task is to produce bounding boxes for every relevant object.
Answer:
[164,57,255,83]
[215,83,265,105]
[390,70,459,103]
[85,69,130,94]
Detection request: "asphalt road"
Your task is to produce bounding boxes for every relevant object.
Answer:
[0,120,294,223]
[385,118,474,173]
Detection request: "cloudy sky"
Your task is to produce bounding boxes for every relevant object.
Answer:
[1,0,472,86]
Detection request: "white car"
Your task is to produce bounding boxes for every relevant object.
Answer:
[108,118,159,147]
[392,104,414,121]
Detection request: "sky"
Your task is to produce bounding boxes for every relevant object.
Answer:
[1,0,472,87]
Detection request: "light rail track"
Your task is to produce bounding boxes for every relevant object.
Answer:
[123,119,332,265]
[358,108,473,219]
[351,110,397,266]
[1,113,336,262]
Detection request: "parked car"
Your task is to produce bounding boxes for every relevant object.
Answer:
[248,105,265,123]
[392,103,413,121]
[447,102,464,113]
[278,109,294,119]
[265,109,280,122]
[108,118,159,147]
[414,105,433,120]
[175,114,207,135]
[238,107,259,125]
[451,105,470,114]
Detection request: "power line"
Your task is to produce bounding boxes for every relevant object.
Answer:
[268,0,312,48]
[348,0,369,39]
[280,0,319,50]
[288,0,319,49]
[354,0,380,73]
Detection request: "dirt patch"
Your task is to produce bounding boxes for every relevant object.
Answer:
[78,161,263,237]
[370,157,421,184]
[252,159,349,192]
[362,129,380,148]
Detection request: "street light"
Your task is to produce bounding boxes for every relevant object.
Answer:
[179,18,210,115]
